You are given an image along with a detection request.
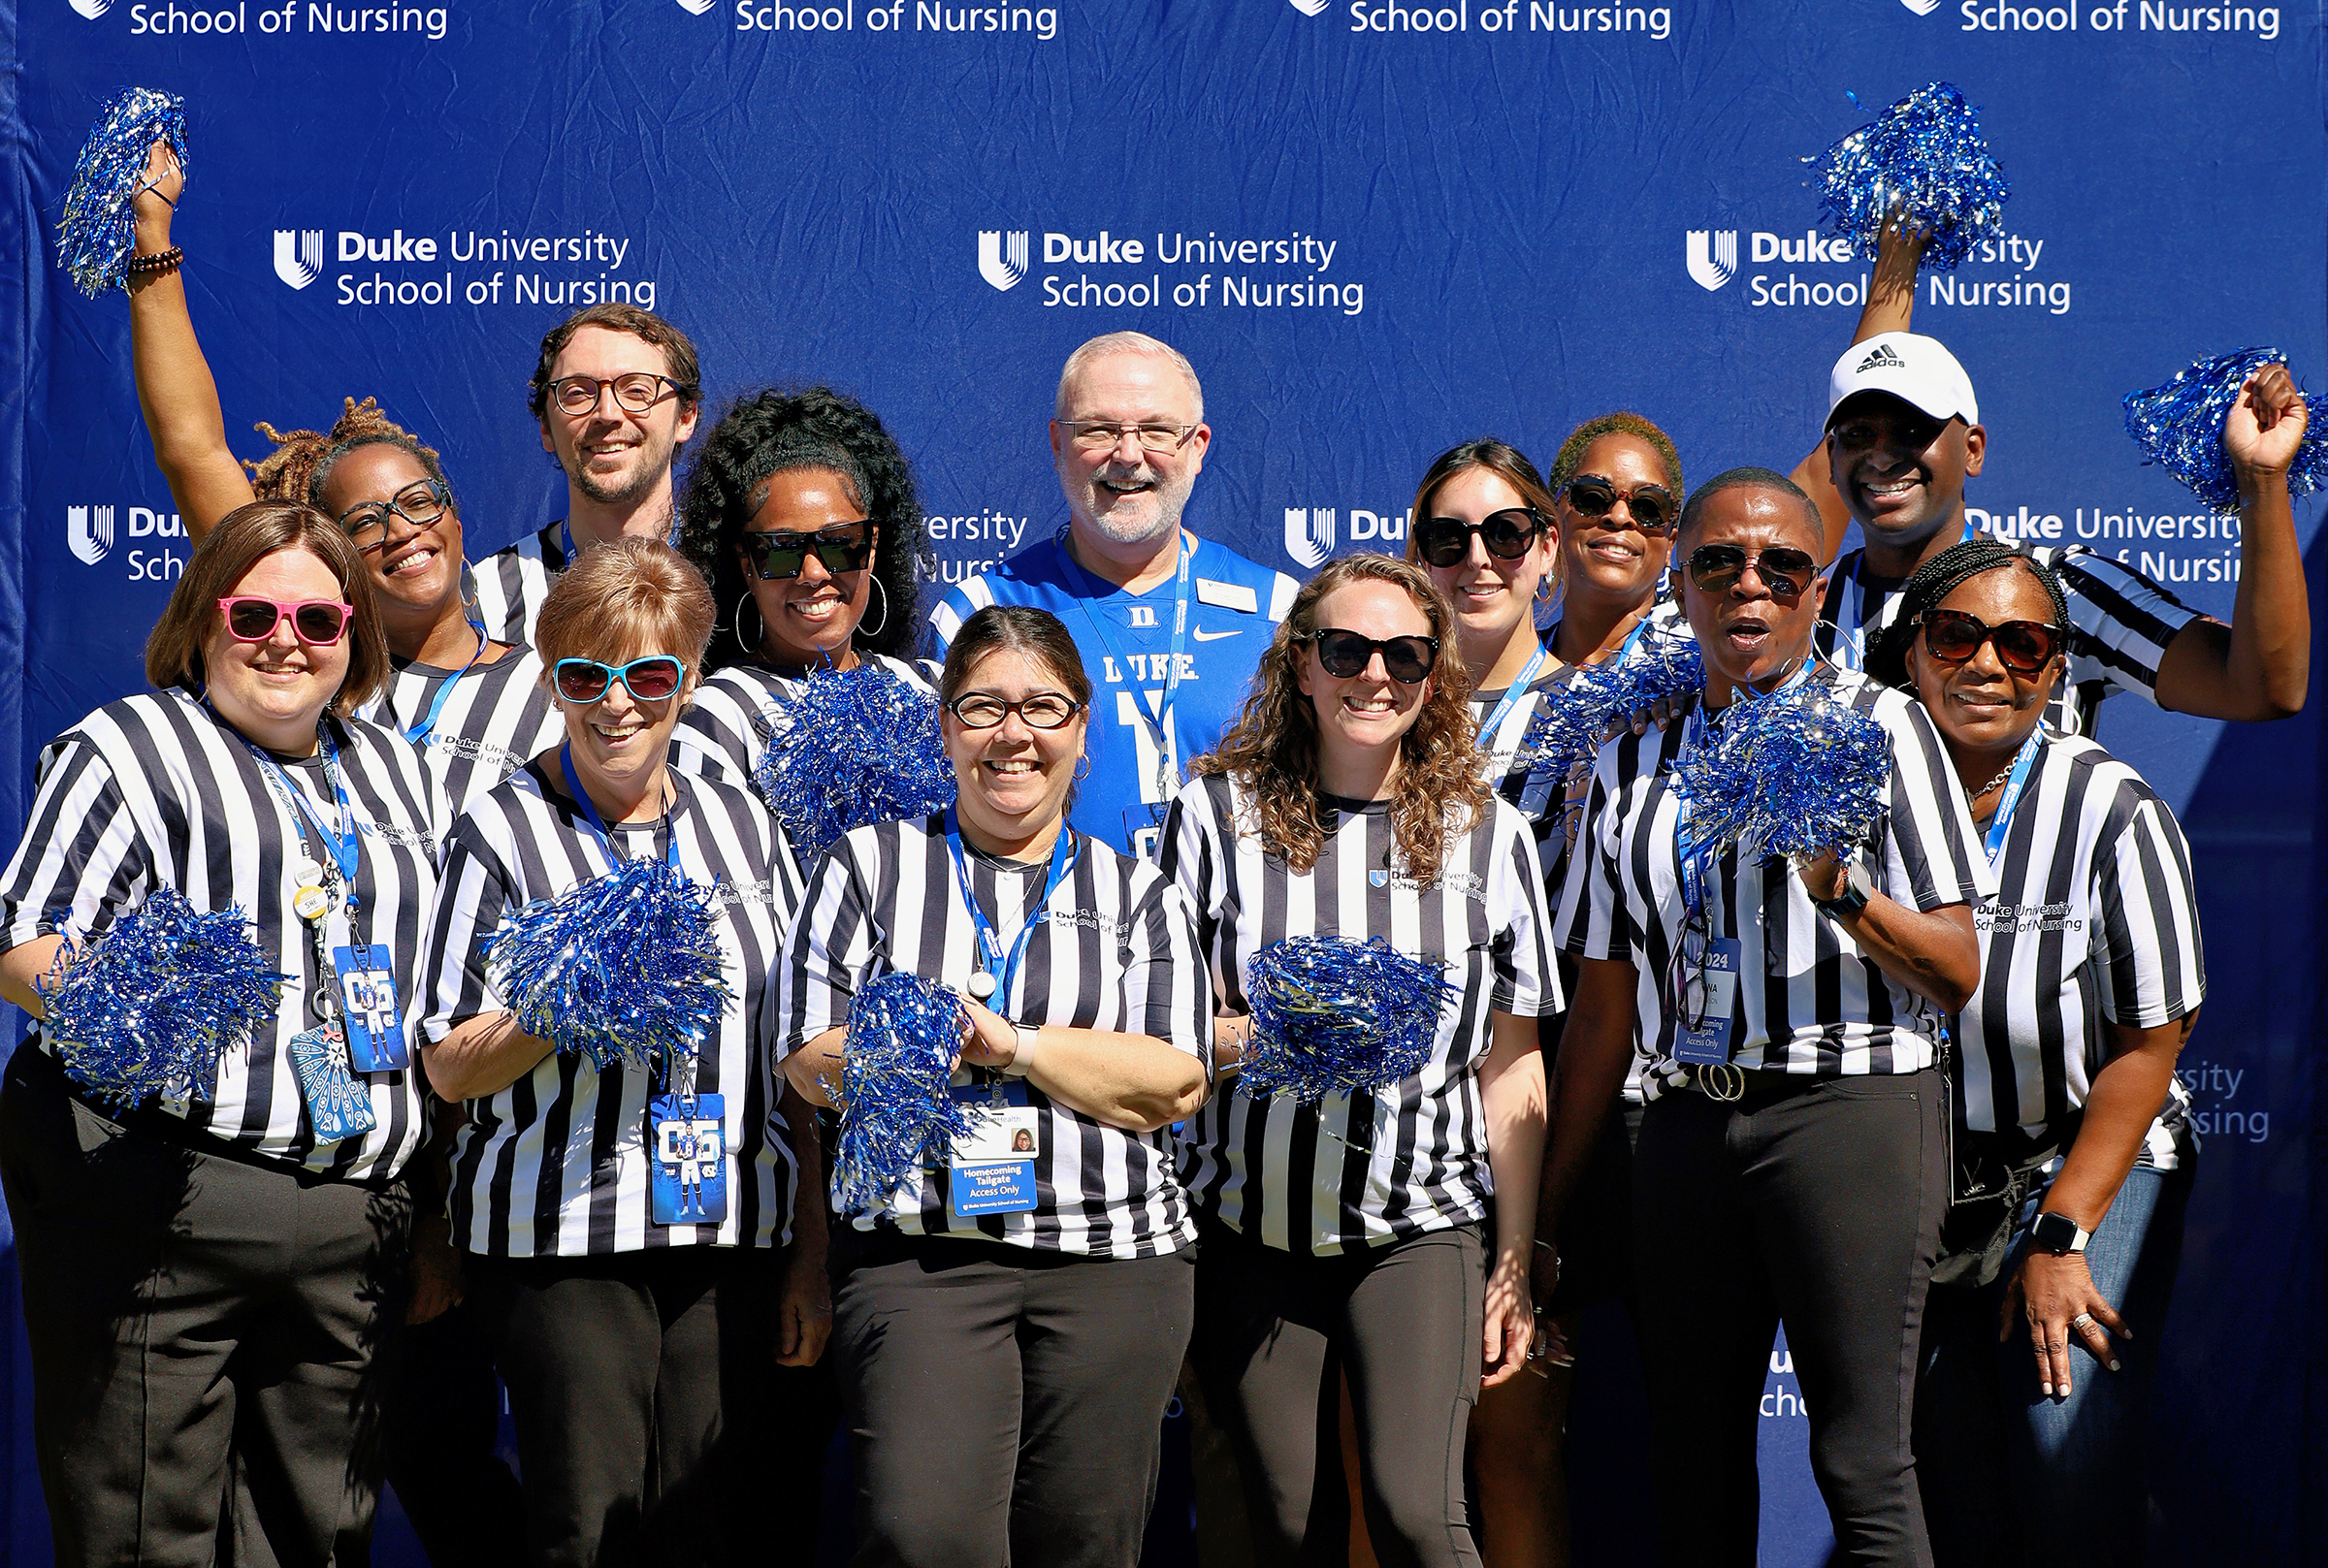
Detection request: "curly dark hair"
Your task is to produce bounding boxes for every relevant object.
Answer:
[1863,538,2071,689]
[1193,555,1489,878]
[1546,410,1684,501]
[676,387,929,670]
[246,397,457,522]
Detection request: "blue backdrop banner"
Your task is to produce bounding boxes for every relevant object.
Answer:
[5,0,2325,1561]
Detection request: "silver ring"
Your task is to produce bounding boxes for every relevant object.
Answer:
[2071,1312,2096,1331]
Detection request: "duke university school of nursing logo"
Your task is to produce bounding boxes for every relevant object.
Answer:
[71,0,113,16]
[979,230,1030,292]
[1284,508,1337,569]
[275,230,325,290]
[1685,229,1736,292]
[67,506,114,565]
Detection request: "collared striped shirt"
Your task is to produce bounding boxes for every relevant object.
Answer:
[1164,772,1561,1256]
[419,764,799,1256]
[1813,536,2200,738]
[356,643,565,814]
[0,690,447,1179]
[777,815,1210,1258]
[1957,734,2203,1169]
[468,523,567,646]
[1555,665,1994,1102]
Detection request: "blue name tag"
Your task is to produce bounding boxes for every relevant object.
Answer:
[331,944,407,1072]
[1123,803,1168,861]
[1671,937,1741,1067]
[949,1079,1039,1217]
[649,1092,728,1227]
[288,1025,376,1144]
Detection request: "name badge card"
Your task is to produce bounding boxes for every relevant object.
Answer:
[1671,937,1741,1067]
[331,944,407,1072]
[1123,803,1168,862]
[949,1080,1039,1217]
[288,1025,377,1143]
[649,1093,729,1227]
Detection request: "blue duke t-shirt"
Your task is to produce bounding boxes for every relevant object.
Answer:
[930,528,1299,855]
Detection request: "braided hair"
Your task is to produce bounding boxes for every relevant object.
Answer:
[675,386,929,670]
[1546,410,1684,501]
[245,397,457,519]
[1862,538,2071,688]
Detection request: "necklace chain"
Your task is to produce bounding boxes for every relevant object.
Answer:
[1967,761,2015,803]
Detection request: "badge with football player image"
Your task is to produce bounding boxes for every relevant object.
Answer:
[649,1092,728,1227]
[288,1025,377,1143]
[948,1078,1040,1218]
[331,944,407,1072]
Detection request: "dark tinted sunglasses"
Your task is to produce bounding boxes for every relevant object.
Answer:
[1917,608,2066,677]
[1302,628,1441,684]
[740,522,874,581]
[217,596,353,645]
[1413,508,1545,568]
[1564,475,1677,534]
[552,656,686,704]
[1686,544,1819,600]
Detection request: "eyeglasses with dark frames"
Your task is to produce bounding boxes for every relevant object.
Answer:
[945,692,1084,730]
[338,479,450,553]
[548,372,688,418]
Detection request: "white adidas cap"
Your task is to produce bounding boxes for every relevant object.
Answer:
[1824,331,1980,428]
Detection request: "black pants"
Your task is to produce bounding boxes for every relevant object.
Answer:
[830,1228,1195,1567]
[1632,1070,1946,1568]
[0,1041,411,1568]
[379,1298,526,1567]
[468,1242,831,1568]
[1191,1219,1486,1568]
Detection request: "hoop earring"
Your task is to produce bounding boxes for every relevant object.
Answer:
[1535,572,1558,604]
[729,592,766,659]
[459,559,482,613]
[1075,752,1091,781]
[857,573,889,641]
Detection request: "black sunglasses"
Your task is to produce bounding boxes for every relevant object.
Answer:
[1301,627,1441,684]
[739,522,874,581]
[1686,543,1819,600]
[1564,475,1677,534]
[1918,608,2066,677]
[1413,508,1545,568]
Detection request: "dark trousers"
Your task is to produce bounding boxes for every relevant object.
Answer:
[1191,1219,1486,1568]
[830,1229,1195,1568]
[1632,1070,1946,1568]
[379,1299,526,1567]
[468,1242,832,1568]
[0,1041,411,1568]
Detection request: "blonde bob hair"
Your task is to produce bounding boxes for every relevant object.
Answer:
[534,537,715,701]
[1194,554,1489,877]
[145,499,390,717]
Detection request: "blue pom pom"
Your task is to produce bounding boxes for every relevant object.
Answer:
[1812,82,2008,273]
[1671,680,1892,862]
[1241,936,1454,1104]
[487,857,733,1075]
[2121,348,2328,513]
[37,887,288,1106]
[57,87,188,300]
[753,665,957,862]
[1520,631,1705,800]
[829,970,973,1216]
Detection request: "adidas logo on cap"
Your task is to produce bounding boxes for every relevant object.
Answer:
[1856,344,1907,373]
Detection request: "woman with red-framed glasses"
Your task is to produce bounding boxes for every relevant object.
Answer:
[0,500,447,1566]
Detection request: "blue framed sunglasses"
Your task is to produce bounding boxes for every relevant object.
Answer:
[552,656,686,704]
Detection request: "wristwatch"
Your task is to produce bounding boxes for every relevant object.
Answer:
[1812,859,1872,917]
[1001,1020,1041,1079]
[2029,1210,2091,1256]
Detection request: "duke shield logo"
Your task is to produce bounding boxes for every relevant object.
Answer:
[978,230,1029,292]
[1284,508,1336,570]
[675,0,718,11]
[1288,0,1331,14]
[274,230,325,290]
[1898,0,1942,13]
[1685,230,1737,292]
[71,0,113,16]
[68,506,114,565]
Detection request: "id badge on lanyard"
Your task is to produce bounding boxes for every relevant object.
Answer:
[1670,937,1741,1066]
[331,943,407,1072]
[947,1078,1039,1217]
[649,1092,729,1226]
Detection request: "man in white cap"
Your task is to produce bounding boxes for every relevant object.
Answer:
[1791,233,2309,733]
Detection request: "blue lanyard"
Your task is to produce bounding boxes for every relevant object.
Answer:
[404,624,488,746]
[944,808,1080,1015]
[560,745,680,870]
[1979,730,2046,866]
[1056,527,1193,802]
[1473,642,1550,747]
[239,720,363,913]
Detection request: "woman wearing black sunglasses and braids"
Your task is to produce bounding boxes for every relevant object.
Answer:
[1863,541,2205,1568]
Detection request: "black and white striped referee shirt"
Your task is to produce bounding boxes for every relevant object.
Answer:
[468,523,567,646]
[356,643,564,814]
[776,815,1211,1258]
[1164,772,1561,1256]
[418,763,800,1256]
[1958,733,2204,1169]
[1813,536,2200,737]
[0,690,447,1180]
[669,654,938,794]
[1554,665,1994,1101]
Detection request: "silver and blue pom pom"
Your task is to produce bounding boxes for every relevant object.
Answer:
[1520,632,1706,792]
[753,665,957,863]
[1672,679,1892,861]
[2121,348,2328,514]
[56,87,189,299]
[1240,936,1454,1104]
[486,856,733,1075]
[37,887,287,1106]
[1812,82,2008,273]
[829,970,973,1216]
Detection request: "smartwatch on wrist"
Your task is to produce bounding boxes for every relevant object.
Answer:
[2029,1210,2091,1256]
[1001,1021,1040,1079]
[1812,859,1872,917]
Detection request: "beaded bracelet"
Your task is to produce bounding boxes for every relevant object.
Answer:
[126,246,183,278]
